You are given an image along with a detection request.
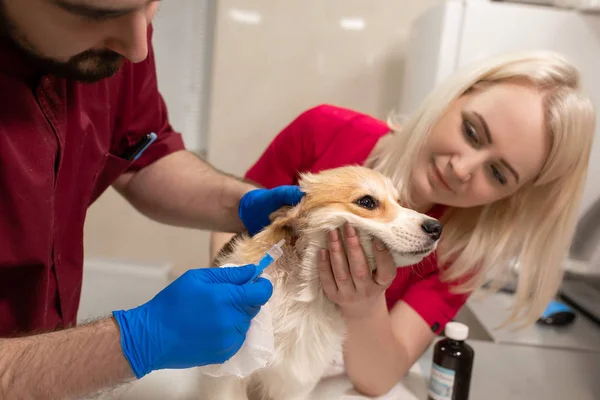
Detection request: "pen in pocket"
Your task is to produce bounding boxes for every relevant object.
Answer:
[121,132,158,161]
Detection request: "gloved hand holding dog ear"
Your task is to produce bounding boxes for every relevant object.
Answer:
[238,186,305,236]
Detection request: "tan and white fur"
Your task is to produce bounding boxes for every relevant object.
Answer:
[196,166,443,400]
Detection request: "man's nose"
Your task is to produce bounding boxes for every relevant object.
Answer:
[104,9,154,63]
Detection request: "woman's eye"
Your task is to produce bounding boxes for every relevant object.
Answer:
[462,119,479,145]
[355,195,378,210]
[491,165,507,185]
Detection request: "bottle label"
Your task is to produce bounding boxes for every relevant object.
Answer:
[428,362,455,400]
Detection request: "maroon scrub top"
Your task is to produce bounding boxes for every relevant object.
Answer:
[0,26,186,336]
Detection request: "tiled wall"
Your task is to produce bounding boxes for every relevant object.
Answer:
[84,0,443,277]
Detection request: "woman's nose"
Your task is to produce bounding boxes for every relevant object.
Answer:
[450,153,484,182]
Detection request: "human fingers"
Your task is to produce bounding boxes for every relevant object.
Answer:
[372,238,397,288]
[327,228,356,295]
[317,248,339,300]
[343,224,371,295]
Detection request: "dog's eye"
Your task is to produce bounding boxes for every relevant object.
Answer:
[355,195,378,210]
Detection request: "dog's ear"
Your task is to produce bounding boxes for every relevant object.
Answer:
[269,206,293,223]
[268,204,302,245]
[297,171,317,192]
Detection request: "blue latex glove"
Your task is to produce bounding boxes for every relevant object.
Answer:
[239,186,305,236]
[112,264,273,379]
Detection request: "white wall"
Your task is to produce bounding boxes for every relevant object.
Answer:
[151,0,214,153]
[206,0,444,176]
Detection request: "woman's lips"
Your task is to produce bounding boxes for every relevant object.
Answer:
[431,162,453,192]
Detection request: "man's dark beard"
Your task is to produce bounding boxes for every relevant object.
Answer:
[33,50,126,83]
[0,2,125,83]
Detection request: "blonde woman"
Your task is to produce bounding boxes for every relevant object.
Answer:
[210,51,595,396]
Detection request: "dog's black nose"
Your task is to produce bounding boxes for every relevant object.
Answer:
[421,219,443,241]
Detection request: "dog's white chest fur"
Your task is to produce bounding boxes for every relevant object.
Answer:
[196,243,347,400]
[251,242,347,399]
[257,277,346,390]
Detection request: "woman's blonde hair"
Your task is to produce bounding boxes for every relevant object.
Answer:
[368,51,596,328]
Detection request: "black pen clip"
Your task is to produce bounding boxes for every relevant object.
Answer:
[121,132,158,161]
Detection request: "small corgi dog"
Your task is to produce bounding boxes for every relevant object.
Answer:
[197,165,443,400]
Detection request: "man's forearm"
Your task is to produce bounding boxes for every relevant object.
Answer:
[114,150,257,233]
[342,297,409,397]
[0,318,134,400]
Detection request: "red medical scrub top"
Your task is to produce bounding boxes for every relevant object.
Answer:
[245,105,470,334]
[0,27,185,336]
